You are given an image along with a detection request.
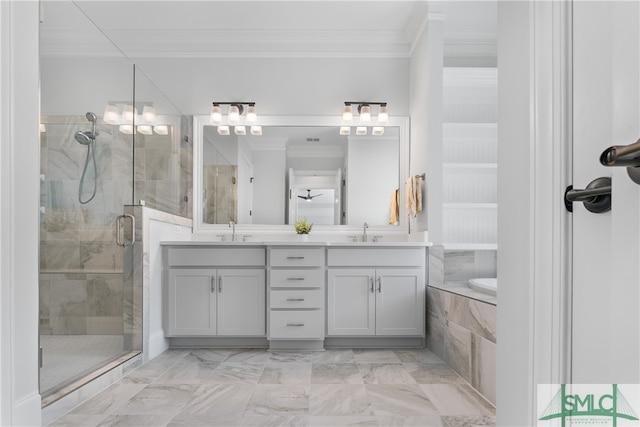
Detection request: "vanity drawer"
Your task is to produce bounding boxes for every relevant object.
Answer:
[269,311,323,339]
[270,248,324,267]
[168,247,265,267]
[269,269,324,288]
[270,289,323,309]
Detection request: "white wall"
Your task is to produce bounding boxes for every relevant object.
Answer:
[411,7,443,238]
[0,1,42,425]
[130,57,410,117]
[148,217,191,360]
[252,150,286,224]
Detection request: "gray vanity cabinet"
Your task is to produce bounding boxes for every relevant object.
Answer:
[326,248,426,337]
[165,247,266,337]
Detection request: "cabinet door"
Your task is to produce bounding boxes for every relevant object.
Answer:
[217,269,266,336]
[327,269,375,336]
[167,268,217,336]
[375,268,425,336]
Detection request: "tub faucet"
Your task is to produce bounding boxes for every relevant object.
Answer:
[363,222,369,242]
[229,221,236,242]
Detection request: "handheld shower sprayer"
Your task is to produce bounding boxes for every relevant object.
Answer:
[77,112,98,204]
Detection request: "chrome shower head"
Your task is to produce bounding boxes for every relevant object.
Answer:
[75,131,93,145]
[85,112,97,123]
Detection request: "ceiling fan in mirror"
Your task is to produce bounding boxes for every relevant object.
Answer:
[298,189,323,202]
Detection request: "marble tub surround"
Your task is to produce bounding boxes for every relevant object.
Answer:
[428,245,496,304]
[47,348,495,427]
[426,286,496,405]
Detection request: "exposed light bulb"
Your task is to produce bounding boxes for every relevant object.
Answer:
[339,126,351,136]
[103,105,120,125]
[356,126,367,136]
[377,105,389,125]
[251,126,262,136]
[217,125,230,135]
[359,105,371,124]
[342,105,353,124]
[234,125,246,136]
[372,126,385,136]
[210,105,222,125]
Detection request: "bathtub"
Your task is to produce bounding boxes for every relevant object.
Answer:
[468,278,497,296]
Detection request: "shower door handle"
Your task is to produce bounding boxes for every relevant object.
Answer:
[116,214,135,247]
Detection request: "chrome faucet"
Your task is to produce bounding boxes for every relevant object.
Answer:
[363,222,369,242]
[229,221,236,242]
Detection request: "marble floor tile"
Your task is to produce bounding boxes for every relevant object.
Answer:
[260,362,312,384]
[365,384,439,416]
[269,351,316,363]
[308,415,379,426]
[441,415,496,427]
[69,383,146,416]
[353,349,402,363]
[115,384,198,416]
[152,358,220,385]
[357,363,417,385]
[420,384,495,416]
[244,384,310,416]
[394,348,447,365]
[168,383,253,426]
[224,348,272,364]
[237,414,309,426]
[376,415,445,426]
[121,350,188,384]
[207,363,264,384]
[309,384,375,417]
[96,414,174,427]
[188,348,233,363]
[311,363,364,384]
[48,414,108,427]
[404,364,467,385]
[311,349,356,363]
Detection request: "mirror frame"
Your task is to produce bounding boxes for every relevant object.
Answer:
[193,115,410,236]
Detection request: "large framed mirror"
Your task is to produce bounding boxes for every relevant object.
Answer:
[193,115,409,235]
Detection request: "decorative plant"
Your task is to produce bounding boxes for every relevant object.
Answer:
[294,218,313,234]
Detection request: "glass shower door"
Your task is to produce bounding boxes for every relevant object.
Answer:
[39,0,138,403]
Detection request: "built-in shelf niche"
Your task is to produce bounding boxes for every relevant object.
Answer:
[442,68,498,250]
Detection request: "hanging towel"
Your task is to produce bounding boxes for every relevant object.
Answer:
[389,189,399,225]
[405,175,423,217]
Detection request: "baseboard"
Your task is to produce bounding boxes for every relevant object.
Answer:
[148,330,170,360]
[11,391,42,427]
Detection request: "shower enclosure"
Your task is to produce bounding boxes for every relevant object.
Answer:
[39,1,192,404]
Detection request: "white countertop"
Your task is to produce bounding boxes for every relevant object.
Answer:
[160,241,432,247]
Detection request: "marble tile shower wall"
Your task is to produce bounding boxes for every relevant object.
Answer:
[39,115,192,336]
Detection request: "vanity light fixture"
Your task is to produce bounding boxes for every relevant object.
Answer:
[210,102,261,136]
[103,102,168,135]
[340,102,388,136]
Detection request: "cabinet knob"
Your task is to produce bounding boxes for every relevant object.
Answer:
[287,277,305,281]
[286,256,305,260]
[211,276,216,293]
[377,277,382,293]
[286,323,305,327]
[286,298,305,302]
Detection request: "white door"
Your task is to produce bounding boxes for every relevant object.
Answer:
[375,269,425,336]
[217,269,266,336]
[571,1,640,383]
